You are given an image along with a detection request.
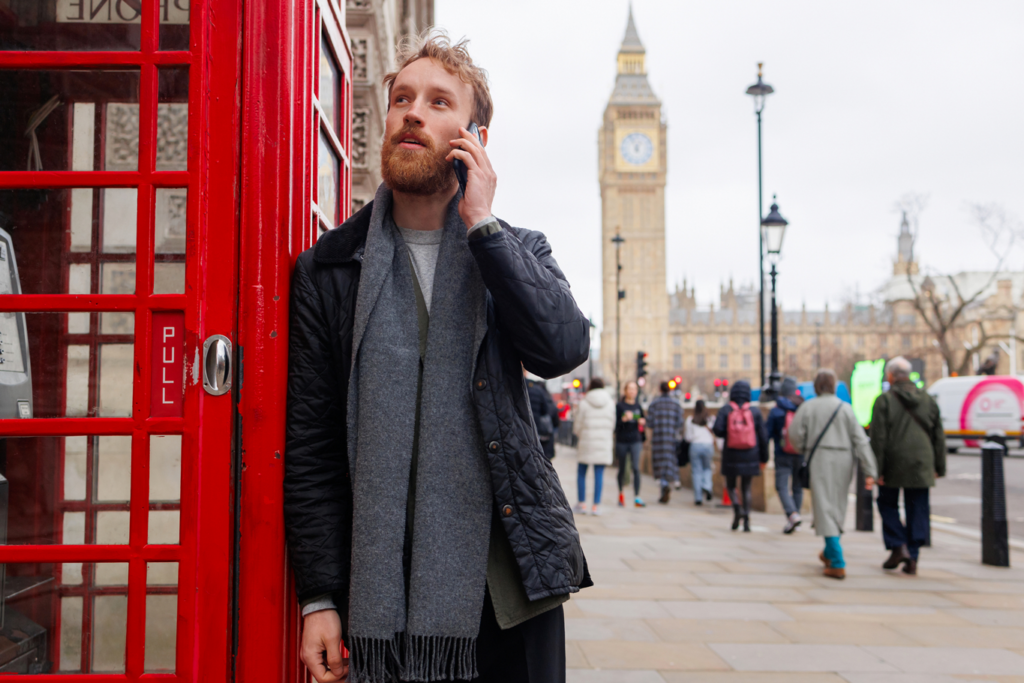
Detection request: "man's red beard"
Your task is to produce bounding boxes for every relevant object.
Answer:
[380,125,456,196]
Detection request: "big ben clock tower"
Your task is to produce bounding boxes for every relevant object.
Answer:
[599,8,669,388]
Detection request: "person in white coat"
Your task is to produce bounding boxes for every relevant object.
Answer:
[572,378,616,515]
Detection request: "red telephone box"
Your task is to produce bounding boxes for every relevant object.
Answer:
[0,0,351,680]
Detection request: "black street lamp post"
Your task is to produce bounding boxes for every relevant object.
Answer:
[746,63,774,391]
[762,199,788,400]
[612,232,625,395]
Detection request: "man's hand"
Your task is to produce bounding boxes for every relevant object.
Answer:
[447,126,496,230]
[301,610,348,682]
[864,476,875,490]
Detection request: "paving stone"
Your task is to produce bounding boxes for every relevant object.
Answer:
[578,641,730,671]
[801,589,960,608]
[565,640,589,669]
[838,674,977,683]
[769,621,918,646]
[863,646,1024,675]
[564,618,660,642]
[889,624,1024,648]
[623,559,725,572]
[580,584,697,600]
[778,604,969,625]
[946,609,1024,628]
[662,600,794,622]
[689,586,812,603]
[944,593,1024,609]
[572,599,673,619]
[646,618,790,644]
[709,644,896,672]
[566,670,667,683]
[695,572,820,588]
[663,674,847,683]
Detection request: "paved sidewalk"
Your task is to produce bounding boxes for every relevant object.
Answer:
[555,446,1024,683]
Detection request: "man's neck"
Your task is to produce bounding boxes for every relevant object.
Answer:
[391,185,458,231]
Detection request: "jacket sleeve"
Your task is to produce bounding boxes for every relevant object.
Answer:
[846,404,878,478]
[931,400,947,477]
[869,395,888,479]
[468,226,590,379]
[712,407,729,439]
[788,405,809,454]
[284,255,353,609]
[765,407,782,441]
[754,409,769,463]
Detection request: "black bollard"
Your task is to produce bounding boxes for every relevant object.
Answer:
[855,462,873,531]
[981,432,1010,567]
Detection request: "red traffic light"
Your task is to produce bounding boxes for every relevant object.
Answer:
[673,375,682,384]
[722,378,729,386]
[713,379,721,387]
[684,392,691,400]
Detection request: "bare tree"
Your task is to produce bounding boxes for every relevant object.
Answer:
[905,201,1023,376]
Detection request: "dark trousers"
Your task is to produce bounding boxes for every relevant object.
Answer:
[473,591,565,683]
[615,441,643,496]
[725,474,753,516]
[877,485,930,560]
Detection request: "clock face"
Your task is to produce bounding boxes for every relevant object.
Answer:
[620,132,653,166]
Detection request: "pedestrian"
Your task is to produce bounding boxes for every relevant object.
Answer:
[684,400,716,506]
[572,378,615,516]
[525,369,560,460]
[615,380,647,508]
[648,381,685,503]
[788,369,877,580]
[869,356,946,576]
[712,380,768,532]
[284,32,592,683]
[766,377,806,533]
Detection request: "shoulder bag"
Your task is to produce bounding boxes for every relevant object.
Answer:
[797,403,844,490]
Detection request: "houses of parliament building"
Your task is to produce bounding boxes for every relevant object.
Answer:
[600,11,1023,393]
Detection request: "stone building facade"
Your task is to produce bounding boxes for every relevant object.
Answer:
[599,9,670,389]
[663,214,1024,396]
[345,0,434,213]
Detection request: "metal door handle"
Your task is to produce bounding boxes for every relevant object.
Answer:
[202,335,232,396]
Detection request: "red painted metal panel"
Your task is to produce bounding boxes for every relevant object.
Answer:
[151,311,185,417]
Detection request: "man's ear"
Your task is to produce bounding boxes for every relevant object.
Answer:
[479,126,489,148]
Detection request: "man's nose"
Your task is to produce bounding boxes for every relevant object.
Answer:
[403,99,425,126]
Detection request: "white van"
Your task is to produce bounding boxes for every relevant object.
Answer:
[928,376,1024,452]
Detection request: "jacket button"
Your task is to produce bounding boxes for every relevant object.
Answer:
[502,505,514,517]
[476,380,487,390]
[488,441,500,453]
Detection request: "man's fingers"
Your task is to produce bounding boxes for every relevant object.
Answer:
[325,637,344,672]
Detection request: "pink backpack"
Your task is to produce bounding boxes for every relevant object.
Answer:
[781,410,800,454]
[726,401,757,449]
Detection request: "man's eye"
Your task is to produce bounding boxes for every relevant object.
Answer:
[433,100,448,107]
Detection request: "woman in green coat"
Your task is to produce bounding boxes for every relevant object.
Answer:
[789,370,877,579]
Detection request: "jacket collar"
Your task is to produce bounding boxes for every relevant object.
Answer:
[313,200,375,264]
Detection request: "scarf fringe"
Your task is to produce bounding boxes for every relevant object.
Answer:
[349,633,478,683]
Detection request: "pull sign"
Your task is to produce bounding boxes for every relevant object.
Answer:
[151,312,185,417]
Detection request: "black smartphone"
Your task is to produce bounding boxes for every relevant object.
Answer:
[453,122,482,196]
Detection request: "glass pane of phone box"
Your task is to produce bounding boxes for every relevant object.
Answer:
[0,562,178,674]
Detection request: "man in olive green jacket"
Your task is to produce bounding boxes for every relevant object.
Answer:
[869,356,946,575]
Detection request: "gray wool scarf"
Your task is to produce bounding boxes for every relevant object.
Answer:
[346,185,491,682]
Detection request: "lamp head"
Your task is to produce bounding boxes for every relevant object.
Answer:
[761,197,788,256]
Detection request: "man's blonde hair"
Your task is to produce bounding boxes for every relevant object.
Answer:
[383,29,494,128]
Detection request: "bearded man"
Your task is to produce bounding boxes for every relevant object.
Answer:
[284,32,592,683]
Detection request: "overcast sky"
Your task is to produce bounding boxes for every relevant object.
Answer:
[434,1,1024,339]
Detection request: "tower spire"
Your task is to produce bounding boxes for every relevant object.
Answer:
[616,4,651,81]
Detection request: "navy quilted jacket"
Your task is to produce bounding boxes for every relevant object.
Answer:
[284,201,593,615]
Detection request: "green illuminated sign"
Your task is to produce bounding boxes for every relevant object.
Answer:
[851,359,886,427]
